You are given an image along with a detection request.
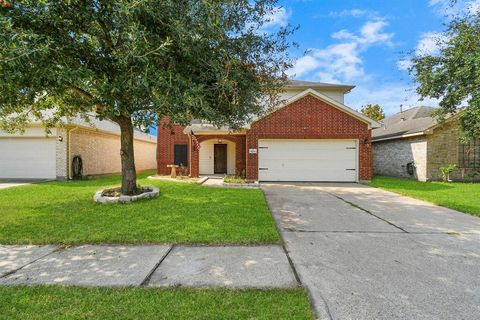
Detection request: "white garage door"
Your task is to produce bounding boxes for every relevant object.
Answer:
[0,138,56,179]
[258,139,358,182]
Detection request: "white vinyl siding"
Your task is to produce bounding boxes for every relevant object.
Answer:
[258,139,358,182]
[199,139,236,175]
[279,89,345,104]
[0,138,57,179]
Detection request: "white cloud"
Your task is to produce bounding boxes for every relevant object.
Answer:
[359,20,394,45]
[287,56,319,78]
[288,19,394,82]
[397,32,446,71]
[328,9,381,19]
[286,15,438,115]
[429,0,480,16]
[415,32,444,56]
[262,7,290,29]
[467,0,480,13]
[397,59,413,71]
[397,0,478,72]
[312,42,365,82]
[346,83,439,115]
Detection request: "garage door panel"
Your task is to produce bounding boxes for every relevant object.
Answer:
[258,139,358,182]
[0,138,56,179]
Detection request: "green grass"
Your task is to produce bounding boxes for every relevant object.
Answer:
[0,286,313,320]
[0,172,280,244]
[368,176,480,217]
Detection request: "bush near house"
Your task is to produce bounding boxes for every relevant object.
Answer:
[224,176,248,184]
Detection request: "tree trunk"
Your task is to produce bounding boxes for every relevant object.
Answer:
[116,116,138,195]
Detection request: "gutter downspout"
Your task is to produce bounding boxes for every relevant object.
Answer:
[188,132,192,177]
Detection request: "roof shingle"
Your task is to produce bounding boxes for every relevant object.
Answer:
[372,106,437,141]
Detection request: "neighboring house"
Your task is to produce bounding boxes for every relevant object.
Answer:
[0,115,157,180]
[372,106,480,181]
[157,80,381,182]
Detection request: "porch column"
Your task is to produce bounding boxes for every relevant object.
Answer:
[190,136,200,178]
[235,136,247,177]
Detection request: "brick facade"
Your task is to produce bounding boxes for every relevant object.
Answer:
[246,94,372,181]
[426,119,480,181]
[157,94,373,181]
[373,136,428,181]
[70,128,157,177]
[56,128,68,179]
[373,119,480,181]
[156,118,189,175]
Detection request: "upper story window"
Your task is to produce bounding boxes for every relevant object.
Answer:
[459,139,480,169]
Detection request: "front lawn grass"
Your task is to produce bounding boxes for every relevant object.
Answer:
[0,286,313,320]
[0,172,280,244]
[368,176,480,217]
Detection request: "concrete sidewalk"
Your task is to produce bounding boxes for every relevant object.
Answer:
[0,244,298,288]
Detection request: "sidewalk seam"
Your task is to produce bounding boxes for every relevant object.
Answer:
[140,245,174,286]
[0,245,65,279]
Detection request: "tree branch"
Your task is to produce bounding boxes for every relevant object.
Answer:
[68,84,94,100]
[97,19,114,49]
[68,84,108,115]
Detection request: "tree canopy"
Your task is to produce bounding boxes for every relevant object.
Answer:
[0,0,295,194]
[410,5,480,141]
[360,104,385,122]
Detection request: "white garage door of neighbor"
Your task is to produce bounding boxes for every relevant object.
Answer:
[258,139,358,182]
[0,138,56,179]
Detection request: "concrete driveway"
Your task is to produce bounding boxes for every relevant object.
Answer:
[262,183,480,320]
[0,179,46,190]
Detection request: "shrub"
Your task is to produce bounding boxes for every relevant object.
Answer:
[224,176,247,184]
[440,164,457,182]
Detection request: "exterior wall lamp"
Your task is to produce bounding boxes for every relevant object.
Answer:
[364,138,370,146]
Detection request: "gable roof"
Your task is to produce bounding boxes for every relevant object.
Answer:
[252,88,381,129]
[184,81,379,134]
[69,114,157,142]
[372,106,438,142]
[286,80,355,93]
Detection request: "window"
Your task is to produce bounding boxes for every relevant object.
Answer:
[459,139,480,168]
[174,144,188,167]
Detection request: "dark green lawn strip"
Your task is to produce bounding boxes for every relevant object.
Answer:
[368,176,480,217]
[0,286,313,320]
[0,172,280,244]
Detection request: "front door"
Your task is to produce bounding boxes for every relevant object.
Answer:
[214,144,228,174]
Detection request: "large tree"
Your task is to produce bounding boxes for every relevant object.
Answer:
[410,4,480,141]
[360,104,385,122]
[0,0,295,195]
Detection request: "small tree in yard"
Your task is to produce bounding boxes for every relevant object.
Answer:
[440,164,457,182]
[409,2,480,142]
[360,104,385,122]
[0,1,295,195]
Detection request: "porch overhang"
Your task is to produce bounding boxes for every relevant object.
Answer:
[183,124,247,135]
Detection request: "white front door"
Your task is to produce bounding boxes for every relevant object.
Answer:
[0,138,57,179]
[258,139,358,182]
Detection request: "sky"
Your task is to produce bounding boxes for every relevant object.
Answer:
[270,0,480,115]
